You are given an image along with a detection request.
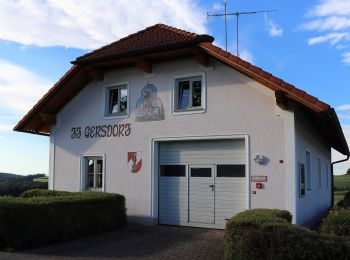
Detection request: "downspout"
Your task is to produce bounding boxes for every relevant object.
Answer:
[331,155,350,206]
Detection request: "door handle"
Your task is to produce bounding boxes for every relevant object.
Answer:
[209,184,215,191]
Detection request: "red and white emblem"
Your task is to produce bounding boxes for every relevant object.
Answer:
[127,152,142,173]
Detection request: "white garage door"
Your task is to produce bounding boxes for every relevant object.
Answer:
[158,139,247,229]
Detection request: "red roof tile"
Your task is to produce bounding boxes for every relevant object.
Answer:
[75,24,214,63]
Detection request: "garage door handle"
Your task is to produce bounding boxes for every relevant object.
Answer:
[209,185,214,187]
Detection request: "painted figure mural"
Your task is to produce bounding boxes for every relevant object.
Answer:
[135,84,164,122]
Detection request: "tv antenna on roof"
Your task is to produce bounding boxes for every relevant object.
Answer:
[207,0,277,57]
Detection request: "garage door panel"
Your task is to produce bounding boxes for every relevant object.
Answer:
[215,180,246,186]
[159,139,247,228]
[215,200,247,207]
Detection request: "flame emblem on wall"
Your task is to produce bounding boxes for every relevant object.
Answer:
[127,152,142,173]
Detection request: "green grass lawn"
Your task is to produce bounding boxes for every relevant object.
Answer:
[33,177,48,183]
[334,175,350,204]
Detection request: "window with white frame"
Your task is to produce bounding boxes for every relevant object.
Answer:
[105,84,128,117]
[84,156,103,190]
[318,157,322,190]
[306,151,312,191]
[174,75,205,112]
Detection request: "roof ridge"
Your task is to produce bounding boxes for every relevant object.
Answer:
[155,23,199,38]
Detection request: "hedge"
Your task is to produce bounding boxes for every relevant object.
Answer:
[321,208,350,236]
[0,190,127,251]
[20,189,71,197]
[224,209,350,260]
[320,191,350,236]
[336,190,350,208]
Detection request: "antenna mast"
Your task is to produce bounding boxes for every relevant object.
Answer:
[207,1,277,57]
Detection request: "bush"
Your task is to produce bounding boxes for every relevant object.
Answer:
[337,191,350,208]
[20,189,70,197]
[231,208,293,224]
[224,209,349,260]
[321,208,350,236]
[0,191,127,251]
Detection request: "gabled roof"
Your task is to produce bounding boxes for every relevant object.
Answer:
[14,24,349,156]
[74,24,214,64]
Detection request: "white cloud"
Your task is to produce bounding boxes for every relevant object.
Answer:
[0,60,52,131]
[308,0,350,17]
[336,44,348,49]
[337,104,350,111]
[212,3,223,11]
[302,16,350,31]
[239,49,255,64]
[308,32,350,45]
[0,0,208,50]
[222,40,256,64]
[0,124,13,132]
[267,20,283,37]
[302,0,350,65]
[342,52,350,65]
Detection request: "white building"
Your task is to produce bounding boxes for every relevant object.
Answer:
[15,24,349,228]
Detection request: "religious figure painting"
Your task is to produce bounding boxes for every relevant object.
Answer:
[135,84,164,122]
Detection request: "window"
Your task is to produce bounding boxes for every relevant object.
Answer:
[299,162,305,197]
[318,157,322,190]
[190,167,212,177]
[217,165,245,177]
[83,156,104,190]
[306,151,311,191]
[105,84,128,117]
[160,165,186,177]
[174,75,205,112]
[325,162,329,189]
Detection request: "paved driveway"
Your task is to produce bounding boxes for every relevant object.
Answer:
[0,225,224,260]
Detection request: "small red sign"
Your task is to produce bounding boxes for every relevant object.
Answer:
[251,176,267,182]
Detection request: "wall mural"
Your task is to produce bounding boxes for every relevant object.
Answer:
[135,84,164,122]
[127,151,142,173]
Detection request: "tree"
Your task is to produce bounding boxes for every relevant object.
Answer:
[347,168,350,175]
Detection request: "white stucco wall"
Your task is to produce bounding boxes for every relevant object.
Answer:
[294,107,332,225]
[50,58,289,224]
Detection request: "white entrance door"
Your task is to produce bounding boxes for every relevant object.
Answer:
[189,165,215,224]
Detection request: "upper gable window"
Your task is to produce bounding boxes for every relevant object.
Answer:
[105,84,128,117]
[173,74,206,114]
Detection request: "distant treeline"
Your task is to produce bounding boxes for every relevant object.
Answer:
[0,172,21,182]
[0,173,48,196]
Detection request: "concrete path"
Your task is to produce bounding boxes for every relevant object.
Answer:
[0,225,224,260]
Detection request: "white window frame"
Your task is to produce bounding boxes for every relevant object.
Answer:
[305,150,312,192]
[80,153,106,192]
[103,82,129,119]
[172,72,206,115]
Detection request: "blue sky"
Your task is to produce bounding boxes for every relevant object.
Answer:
[0,0,349,175]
